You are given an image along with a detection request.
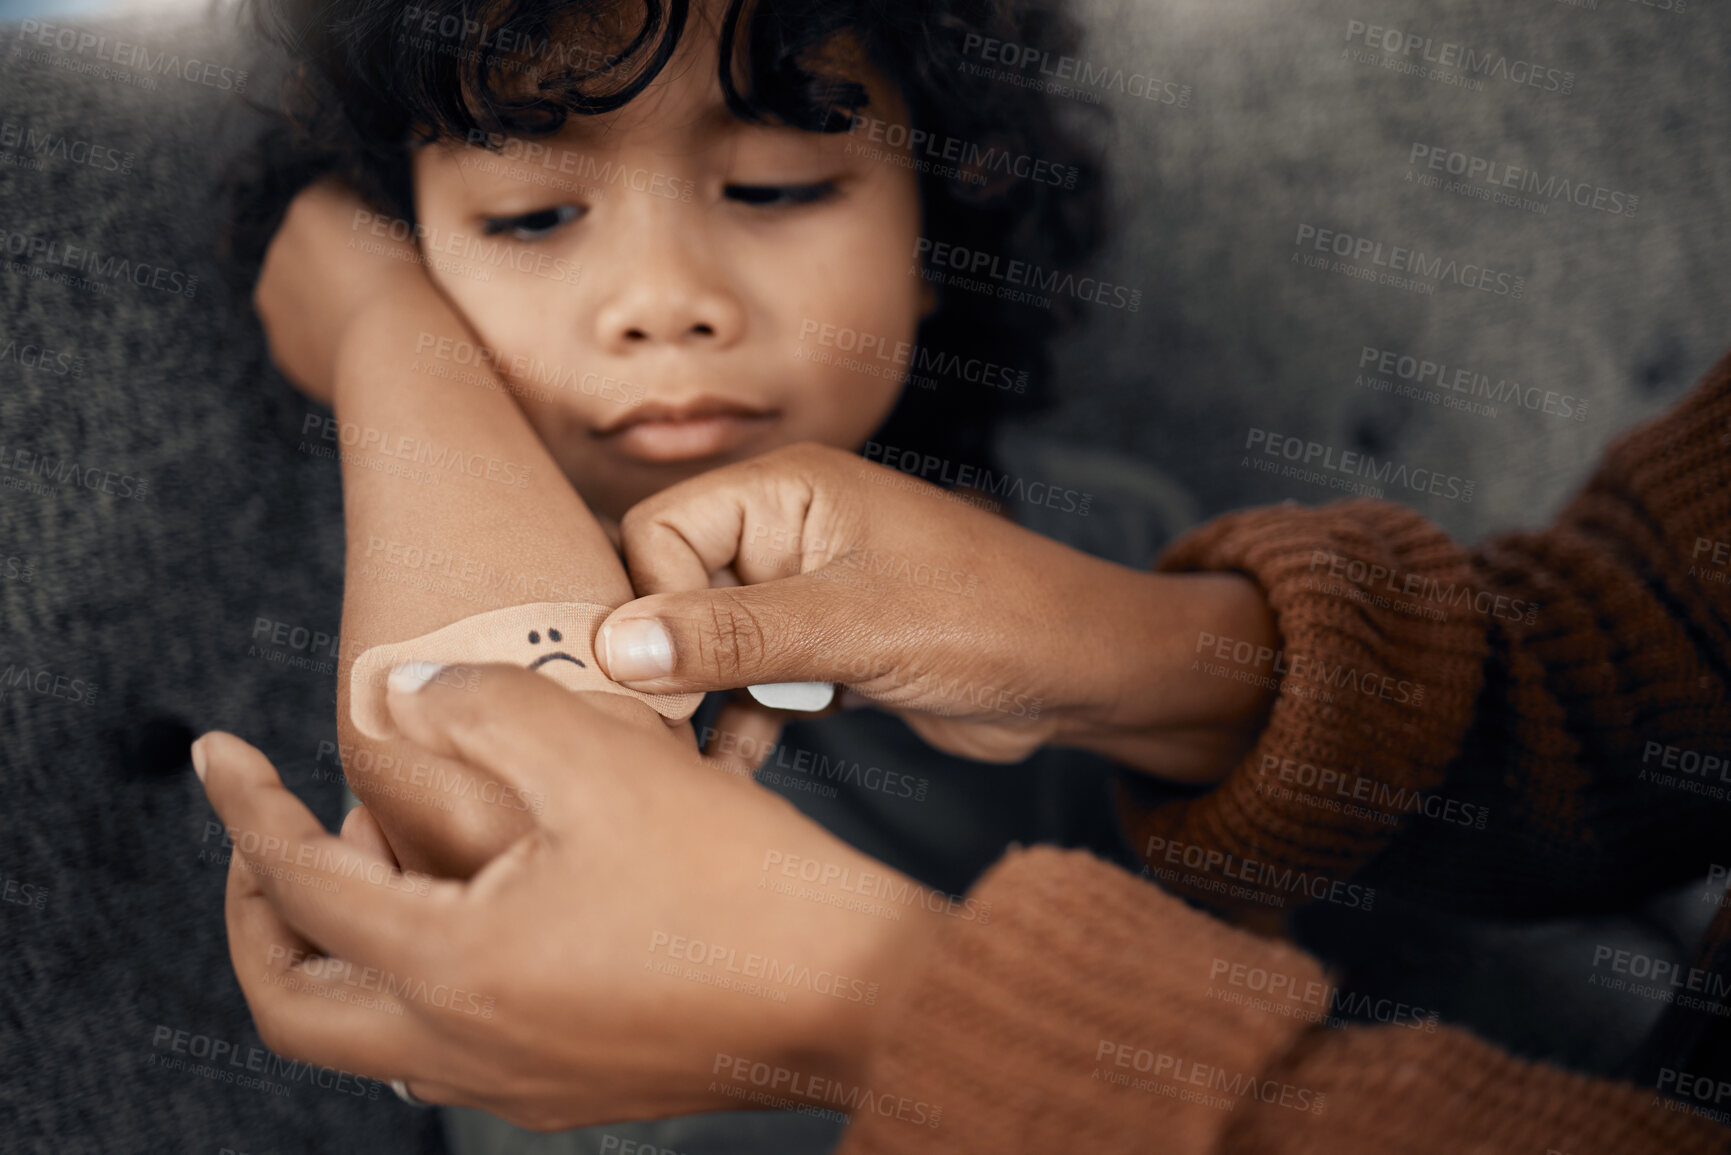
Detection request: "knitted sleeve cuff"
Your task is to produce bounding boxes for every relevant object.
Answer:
[833,847,1728,1155]
[1227,1023,1730,1155]
[1600,350,1731,575]
[1116,500,1488,917]
[1571,350,1731,647]
[836,846,1328,1155]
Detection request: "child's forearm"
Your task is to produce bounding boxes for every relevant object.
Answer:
[329,275,656,875]
[334,279,628,614]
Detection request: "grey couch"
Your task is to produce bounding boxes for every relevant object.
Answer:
[0,11,451,1155]
[1034,0,1731,544]
[2,1,1726,1152]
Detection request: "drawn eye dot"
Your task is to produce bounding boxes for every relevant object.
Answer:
[549,628,562,642]
[528,631,540,644]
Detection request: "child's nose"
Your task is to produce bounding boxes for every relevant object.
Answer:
[593,245,745,352]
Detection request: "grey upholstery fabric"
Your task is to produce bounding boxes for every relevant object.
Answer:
[0,13,444,1153]
[1028,0,1731,540]
[3,0,1727,1151]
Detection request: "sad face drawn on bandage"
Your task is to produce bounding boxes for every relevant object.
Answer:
[525,626,583,672]
[348,601,703,740]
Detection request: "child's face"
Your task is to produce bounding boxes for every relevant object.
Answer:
[413,19,933,521]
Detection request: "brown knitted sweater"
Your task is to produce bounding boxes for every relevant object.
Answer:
[835,352,1731,1154]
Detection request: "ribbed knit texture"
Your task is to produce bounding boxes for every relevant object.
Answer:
[838,847,1326,1154]
[838,848,1728,1155]
[1233,1022,1726,1154]
[1120,352,1731,919]
[1122,500,1488,918]
[839,354,1731,1152]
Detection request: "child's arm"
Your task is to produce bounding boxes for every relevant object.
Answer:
[257,182,683,876]
[333,281,684,875]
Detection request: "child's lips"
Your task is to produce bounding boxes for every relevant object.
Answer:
[595,398,779,464]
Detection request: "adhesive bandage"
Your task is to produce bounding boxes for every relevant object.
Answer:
[349,602,703,739]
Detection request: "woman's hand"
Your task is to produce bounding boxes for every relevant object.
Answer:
[597,443,1278,781]
[254,179,428,405]
[194,664,946,1130]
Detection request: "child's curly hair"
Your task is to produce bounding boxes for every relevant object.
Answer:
[229,0,1110,467]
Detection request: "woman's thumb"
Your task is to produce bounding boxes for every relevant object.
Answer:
[596,576,879,693]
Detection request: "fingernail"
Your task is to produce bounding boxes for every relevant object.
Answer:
[747,682,836,712]
[388,660,445,695]
[602,619,673,681]
[190,735,208,784]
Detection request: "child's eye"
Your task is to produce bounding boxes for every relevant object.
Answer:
[482,204,583,240]
[724,182,838,208]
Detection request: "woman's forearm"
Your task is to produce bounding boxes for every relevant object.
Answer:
[328,275,656,875]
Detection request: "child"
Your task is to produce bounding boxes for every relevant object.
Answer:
[232,0,1107,518]
[233,10,1134,1150]
[235,0,1128,893]
[222,3,1731,1150]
